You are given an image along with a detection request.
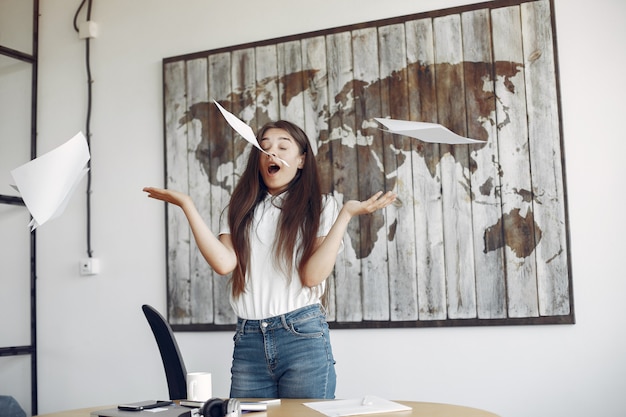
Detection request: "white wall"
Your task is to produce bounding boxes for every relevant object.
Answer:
[7,0,626,416]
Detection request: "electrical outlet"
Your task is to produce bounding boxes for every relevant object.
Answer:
[79,258,100,276]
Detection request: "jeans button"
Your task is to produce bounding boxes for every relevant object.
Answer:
[261,321,268,328]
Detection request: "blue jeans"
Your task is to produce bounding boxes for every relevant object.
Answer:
[229,304,336,399]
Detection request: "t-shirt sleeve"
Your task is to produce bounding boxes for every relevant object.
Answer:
[218,206,230,236]
[318,194,340,237]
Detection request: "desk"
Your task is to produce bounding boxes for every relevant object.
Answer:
[35,399,500,417]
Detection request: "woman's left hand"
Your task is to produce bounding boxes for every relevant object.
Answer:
[343,191,397,217]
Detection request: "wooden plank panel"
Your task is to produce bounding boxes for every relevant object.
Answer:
[462,9,507,319]
[300,36,336,320]
[208,52,236,325]
[521,0,570,316]
[164,60,191,324]
[301,36,329,155]
[326,31,363,322]
[405,18,447,321]
[186,57,213,324]
[306,36,333,196]
[277,40,305,124]
[433,14,477,319]
[231,48,256,175]
[491,5,539,318]
[351,27,390,321]
[378,23,418,321]
[255,45,279,126]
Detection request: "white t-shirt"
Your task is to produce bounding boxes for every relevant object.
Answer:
[219,193,340,319]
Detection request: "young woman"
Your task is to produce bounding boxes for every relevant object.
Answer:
[144,120,396,399]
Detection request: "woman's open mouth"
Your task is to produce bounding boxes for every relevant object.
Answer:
[268,163,281,174]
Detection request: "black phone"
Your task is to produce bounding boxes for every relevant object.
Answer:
[118,400,173,411]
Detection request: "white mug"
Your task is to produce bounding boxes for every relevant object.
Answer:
[186,372,212,401]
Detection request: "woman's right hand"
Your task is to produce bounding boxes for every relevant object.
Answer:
[143,186,237,274]
[143,186,192,208]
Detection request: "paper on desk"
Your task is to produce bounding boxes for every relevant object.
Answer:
[10,132,90,231]
[304,396,412,417]
[213,99,290,167]
[374,118,483,144]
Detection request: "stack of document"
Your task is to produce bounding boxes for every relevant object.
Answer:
[304,396,411,416]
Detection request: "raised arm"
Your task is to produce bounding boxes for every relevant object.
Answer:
[143,187,237,275]
[300,191,397,287]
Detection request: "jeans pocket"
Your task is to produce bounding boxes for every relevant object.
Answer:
[288,315,325,338]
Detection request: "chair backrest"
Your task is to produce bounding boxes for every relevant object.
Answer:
[142,304,188,400]
[0,396,26,417]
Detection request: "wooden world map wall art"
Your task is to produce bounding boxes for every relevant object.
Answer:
[162,0,573,330]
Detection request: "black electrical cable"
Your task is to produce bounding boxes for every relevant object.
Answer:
[71,0,88,31]
[73,0,95,258]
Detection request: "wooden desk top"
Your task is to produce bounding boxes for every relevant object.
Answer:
[35,399,500,417]
[273,399,500,417]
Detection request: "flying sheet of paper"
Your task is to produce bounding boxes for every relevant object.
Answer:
[374,118,484,144]
[10,132,90,231]
[213,99,290,167]
[304,396,412,417]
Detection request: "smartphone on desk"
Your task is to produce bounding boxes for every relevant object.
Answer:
[118,400,173,411]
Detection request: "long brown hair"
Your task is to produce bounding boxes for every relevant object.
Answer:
[227,120,322,298]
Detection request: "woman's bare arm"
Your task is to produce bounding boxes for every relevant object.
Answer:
[143,187,237,275]
[300,191,397,287]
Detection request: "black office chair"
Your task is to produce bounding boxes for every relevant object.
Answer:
[142,304,188,400]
